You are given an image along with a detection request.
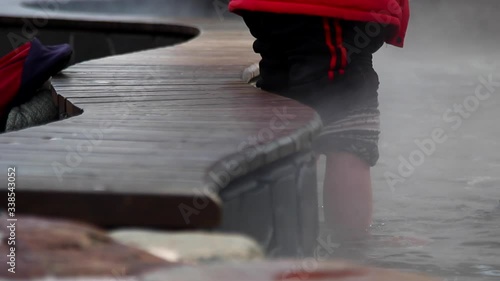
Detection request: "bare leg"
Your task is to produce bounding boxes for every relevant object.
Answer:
[323,151,373,239]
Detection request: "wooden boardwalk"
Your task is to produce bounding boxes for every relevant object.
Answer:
[0,6,321,230]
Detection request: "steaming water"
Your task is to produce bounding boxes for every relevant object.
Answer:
[318,50,500,280]
[21,0,500,279]
[318,1,500,278]
[367,51,499,280]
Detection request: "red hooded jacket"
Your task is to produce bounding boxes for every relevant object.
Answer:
[229,0,410,47]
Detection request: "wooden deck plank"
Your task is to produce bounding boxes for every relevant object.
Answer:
[0,6,321,229]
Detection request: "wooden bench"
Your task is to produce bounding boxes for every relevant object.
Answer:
[0,1,322,256]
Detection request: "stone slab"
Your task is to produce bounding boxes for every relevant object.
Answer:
[111,230,264,263]
[0,215,176,280]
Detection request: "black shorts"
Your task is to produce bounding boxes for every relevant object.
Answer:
[241,12,387,166]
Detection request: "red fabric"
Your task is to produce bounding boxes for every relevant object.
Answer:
[323,18,336,80]
[334,19,347,74]
[0,42,31,118]
[229,0,410,47]
[323,19,348,80]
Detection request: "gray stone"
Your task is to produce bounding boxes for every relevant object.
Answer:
[110,230,264,264]
[242,63,260,84]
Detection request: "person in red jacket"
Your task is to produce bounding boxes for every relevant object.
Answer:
[229,0,410,238]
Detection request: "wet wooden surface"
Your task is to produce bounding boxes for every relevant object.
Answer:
[0,4,321,229]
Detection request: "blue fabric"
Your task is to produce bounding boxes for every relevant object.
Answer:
[15,38,73,106]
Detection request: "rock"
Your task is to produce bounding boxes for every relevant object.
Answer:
[0,215,176,280]
[242,63,260,84]
[110,230,264,263]
[142,260,440,281]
